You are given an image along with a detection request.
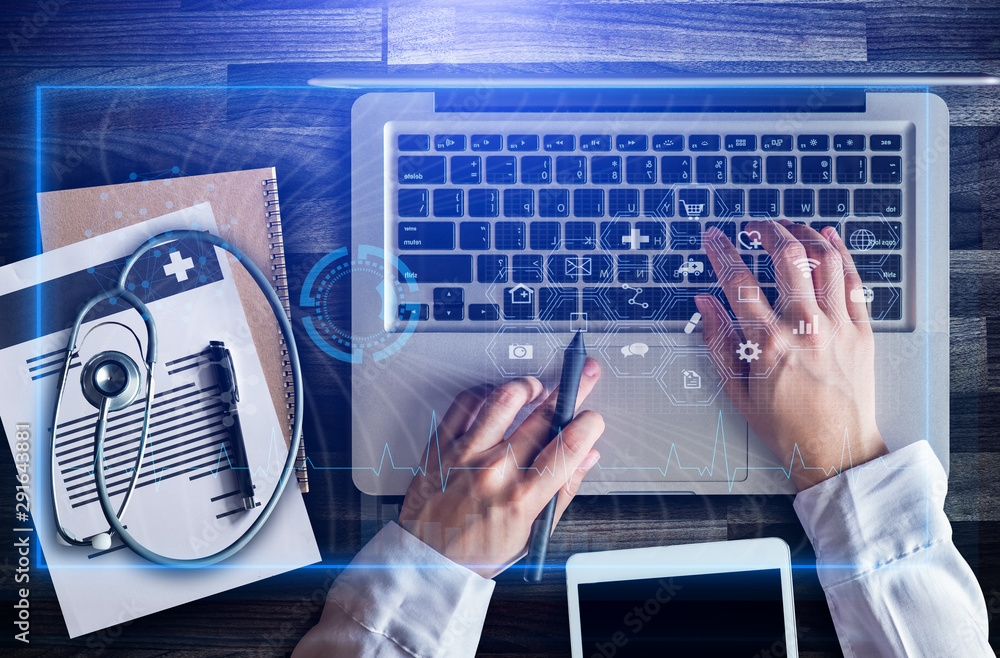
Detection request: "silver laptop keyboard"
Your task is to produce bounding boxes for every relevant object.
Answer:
[390,127,907,332]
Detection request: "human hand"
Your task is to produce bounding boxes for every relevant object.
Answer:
[398,359,604,578]
[697,220,887,491]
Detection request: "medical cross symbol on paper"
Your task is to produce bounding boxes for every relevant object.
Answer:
[163,250,195,282]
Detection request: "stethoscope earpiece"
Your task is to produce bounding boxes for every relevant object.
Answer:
[90,533,112,551]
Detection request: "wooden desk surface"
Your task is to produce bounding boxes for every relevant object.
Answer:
[0,1,997,655]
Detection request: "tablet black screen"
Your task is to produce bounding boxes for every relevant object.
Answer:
[577,568,787,657]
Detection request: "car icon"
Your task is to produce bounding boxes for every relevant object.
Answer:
[675,258,705,278]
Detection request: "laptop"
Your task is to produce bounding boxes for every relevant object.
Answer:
[333,84,949,496]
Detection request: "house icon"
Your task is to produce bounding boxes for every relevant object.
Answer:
[508,283,533,304]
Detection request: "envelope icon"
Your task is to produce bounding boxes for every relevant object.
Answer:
[566,256,592,276]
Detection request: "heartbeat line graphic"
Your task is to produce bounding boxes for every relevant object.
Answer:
[74,413,908,495]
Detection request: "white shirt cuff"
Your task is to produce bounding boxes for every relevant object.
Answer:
[792,440,950,589]
[326,521,496,657]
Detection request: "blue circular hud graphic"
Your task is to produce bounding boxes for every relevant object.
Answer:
[300,245,418,363]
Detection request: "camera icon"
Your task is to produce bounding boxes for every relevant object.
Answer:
[508,343,534,360]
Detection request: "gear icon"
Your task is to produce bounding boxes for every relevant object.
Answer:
[738,340,761,362]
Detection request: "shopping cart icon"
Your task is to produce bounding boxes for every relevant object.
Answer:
[680,200,705,217]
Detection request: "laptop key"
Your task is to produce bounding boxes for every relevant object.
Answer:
[652,255,684,283]
[626,156,657,184]
[689,134,721,151]
[591,156,622,184]
[748,190,780,219]
[854,189,901,217]
[433,189,463,218]
[868,286,902,321]
[731,156,762,184]
[797,134,829,151]
[725,135,756,151]
[538,288,580,321]
[478,254,508,283]
[556,155,587,184]
[643,189,674,217]
[819,189,850,217]
[580,134,612,151]
[761,134,793,151]
[870,134,902,151]
[398,303,429,321]
[398,155,446,184]
[766,155,797,184]
[398,221,455,250]
[670,221,702,250]
[451,156,482,184]
[503,189,534,217]
[397,189,429,217]
[507,134,539,151]
[871,156,902,184]
[783,189,815,218]
[678,189,710,218]
[661,156,692,184]
[635,220,667,249]
[617,255,649,283]
[836,156,866,184]
[609,189,640,217]
[616,135,648,151]
[530,221,561,250]
[396,254,472,283]
[468,188,500,217]
[544,134,575,151]
[600,220,632,250]
[713,189,745,217]
[469,303,500,321]
[521,156,552,184]
[582,255,615,283]
[652,134,684,151]
[495,221,526,249]
[801,156,832,184]
[460,221,491,250]
[435,134,466,151]
[538,189,570,217]
[852,254,901,282]
[433,302,464,321]
[574,189,605,217]
[833,134,865,151]
[471,134,503,151]
[845,221,902,250]
[486,156,517,184]
[696,155,727,184]
[503,286,535,320]
[706,221,737,245]
[565,221,597,249]
[398,134,430,151]
[513,254,543,283]
[547,255,580,284]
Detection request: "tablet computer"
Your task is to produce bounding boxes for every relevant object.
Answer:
[566,538,797,657]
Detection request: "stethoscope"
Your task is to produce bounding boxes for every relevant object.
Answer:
[50,231,303,566]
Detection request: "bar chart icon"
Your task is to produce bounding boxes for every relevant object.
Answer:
[793,314,820,335]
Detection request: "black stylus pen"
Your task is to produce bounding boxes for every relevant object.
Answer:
[524,331,587,583]
[210,340,256,511]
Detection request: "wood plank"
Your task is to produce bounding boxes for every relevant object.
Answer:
[388,4,867,64]
[0,10,382,65]
[866,4,1000,63]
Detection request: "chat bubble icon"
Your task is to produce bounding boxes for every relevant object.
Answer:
[621,342,649,358]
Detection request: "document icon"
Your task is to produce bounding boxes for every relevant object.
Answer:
[682,369,702,389]
[566,256,592,277]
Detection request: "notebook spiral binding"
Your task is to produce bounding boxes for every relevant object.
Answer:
[263,178,309,493]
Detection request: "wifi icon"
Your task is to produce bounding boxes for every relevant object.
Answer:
[794,258,820,278]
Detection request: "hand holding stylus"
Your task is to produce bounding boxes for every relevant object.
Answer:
[398,357,604,578]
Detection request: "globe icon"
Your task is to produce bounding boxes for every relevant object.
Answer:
[849,228,877,251]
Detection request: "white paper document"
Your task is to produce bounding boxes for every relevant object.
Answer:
[0,204,320,637]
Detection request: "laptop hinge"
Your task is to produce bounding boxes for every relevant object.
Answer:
[434,87,866,113]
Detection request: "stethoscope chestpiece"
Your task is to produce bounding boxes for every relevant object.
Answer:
[81,351,142,411]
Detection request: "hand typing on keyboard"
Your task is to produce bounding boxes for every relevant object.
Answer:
[398,360,604,577]
[697,220,889,491]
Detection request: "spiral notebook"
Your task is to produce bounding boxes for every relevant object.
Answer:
[36,168,309,493]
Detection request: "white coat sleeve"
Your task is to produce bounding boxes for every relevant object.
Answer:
[292,521,495,658]
[793,440,992,656]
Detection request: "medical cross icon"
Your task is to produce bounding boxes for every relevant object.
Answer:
[163,250,195,282]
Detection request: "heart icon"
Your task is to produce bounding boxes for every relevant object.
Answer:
[737,230,762,250]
